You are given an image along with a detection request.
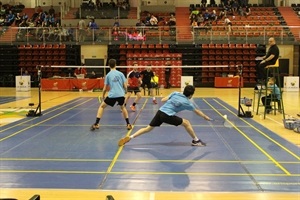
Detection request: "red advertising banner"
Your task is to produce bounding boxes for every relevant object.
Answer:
[41,79,104,91]
[214,77,243,88]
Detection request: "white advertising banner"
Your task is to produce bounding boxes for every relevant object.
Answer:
[15,76,31,92]
[284,76,299,92]
[180,76,193,91]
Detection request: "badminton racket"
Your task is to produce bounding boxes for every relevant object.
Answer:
[98,96,103,104]
[190,98,234,129]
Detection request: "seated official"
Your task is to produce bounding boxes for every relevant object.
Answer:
[151,72,159,88]
[88,71,98,79]
[256,37,279,84]
[74,67,87,78]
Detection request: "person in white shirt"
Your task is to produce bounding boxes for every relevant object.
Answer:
[224,16,232,33]
[78,19,86,42]
[149,15,158,26]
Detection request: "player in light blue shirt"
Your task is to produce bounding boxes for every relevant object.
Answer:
[90,59,132,131]
[118,85,211,147]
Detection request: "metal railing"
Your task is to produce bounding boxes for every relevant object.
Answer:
[0,25,299,45]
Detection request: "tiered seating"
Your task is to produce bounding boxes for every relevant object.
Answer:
[195,7,292,40]
[126,53,182,66]
[138,11,176,41]
[126,52,182,87]
[201,43,257,84]
[18,44,66,77]
[117,43,182,87]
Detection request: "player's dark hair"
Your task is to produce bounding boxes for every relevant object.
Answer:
[108,59,116,68]
[183,85,195,97]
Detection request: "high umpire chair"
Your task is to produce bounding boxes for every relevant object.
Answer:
[255,59,285,119]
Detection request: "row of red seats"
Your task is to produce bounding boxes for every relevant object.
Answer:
[127,60,182,66]
[202,43,257,49]
[127,53,182,58]
[201,61,256,66]
[202,55,256,60]
[19,49,66,55]
[18,44,66,49]
[202,49,256,54]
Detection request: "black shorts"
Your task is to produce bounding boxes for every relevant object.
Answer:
[141,82,153,89]
[127,86,141,94]
[151,82,158,88]
[104,96,125,107]
[149,110,183,127]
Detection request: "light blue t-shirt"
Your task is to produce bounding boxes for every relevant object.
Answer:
[159,92,196,116]
[269,84,281,100]
[104,69,126,98]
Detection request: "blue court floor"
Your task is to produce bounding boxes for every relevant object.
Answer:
[0,97,299,192]
[0,96,29,105]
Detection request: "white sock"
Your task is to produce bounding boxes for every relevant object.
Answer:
[153,97,155,100]
[193,137,199,141]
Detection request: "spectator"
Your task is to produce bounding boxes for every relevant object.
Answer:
[136,19,145,26]
[245,6,251,17]
[22,12,28,21]
[112,18,120,40]
[149,14,158,26]
[145,13,151,25]
[210,10,217,21]
[261,77,281,113]
[48,13,55,26]
[189,13,197,25]
[238,6,244,16]
[59,24,69,41]
[140,66,157,104]
[88,0,95,10]
[46,24,55,40]
[218,9,226,20]
[48,5,55,16]
[231,0,238,13]
[168,13,176,26]
[36,5,43,13]
[89,71,97,79]
[0,15,5,26]
[22,70,30,76]
[78,19,86,42]
[109,0,116,7]
[67,24,74,41]
[74,66,87,78]
[87,18,99,41]
[88,18,98,30]
[15,12,21,26]
[95,0,102,10]
[224,16,232,33]
[4,10,15,26]
[196,14,204,25]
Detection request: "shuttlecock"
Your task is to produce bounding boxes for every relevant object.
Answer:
[223,114,227,119]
